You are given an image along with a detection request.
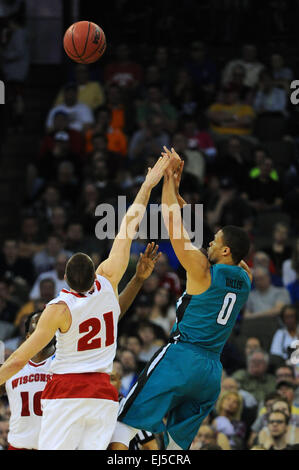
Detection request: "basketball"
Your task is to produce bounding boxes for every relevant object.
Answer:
[63,21,106,64]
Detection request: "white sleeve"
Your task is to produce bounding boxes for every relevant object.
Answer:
[270,329,284,357]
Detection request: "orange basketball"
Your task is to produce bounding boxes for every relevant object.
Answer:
[63,21,106,64]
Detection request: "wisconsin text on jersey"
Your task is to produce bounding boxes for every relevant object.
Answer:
[10,373,52,388]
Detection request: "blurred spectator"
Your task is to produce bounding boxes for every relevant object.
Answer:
[222,44,265,89]
[55,161,80,207]
[124,335,146,373]
[105,84,133,133]
[253,69,288,117]
[153,253,181,299]
[248,391,281,448]
[276,380,299,412]
[118,348,139,397]
[248,147,279,182]
[0,278,18,340]
[213,136,252,191]
[0,239,35,287]
[207,86,255,139]
[54,64,105,111]
[29,253,69,299]
[17,215,45,259]
[0,420,9,450]
[32,234,71,275]
[36,130,82,182]
[190,423,231,450]
[128,115,170,162]
[212,391,246,449]
[286,274,299,305]
[38,110,85,159]
[136,85,178,134]
[270,305,299,361]
[104,43,143,90]
[262,223,292,277]
[171,68,198,116]
[270,53,294,93]
[47,206,68,241]
[136,321,164,362]
[84,106,128,157]
[206,177,253,233]
[184,41,218,106]
[225,63,254,104]
[243,156,283,213]
[181,115,217,161]
[245,337,263,358]
[64,221,97,256]
[1,12,30,131]
[252,251,283,287]
[170,132,206,183]
[45,83,94,133]
[32,184,62,224]
[149,287,176,335]
[232,349,276,403]
[260,410,292,450]
[257,397,299,448]
[244,266,291,320]
[14,278,54,327]
[282,238,299,287]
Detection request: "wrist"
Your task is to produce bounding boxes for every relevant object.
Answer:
[134,273,146,283]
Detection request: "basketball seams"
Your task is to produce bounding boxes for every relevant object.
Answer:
[64,21,106,64]
[81,21,91,58]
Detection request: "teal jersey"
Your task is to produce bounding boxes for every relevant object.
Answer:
[170,264,251,354]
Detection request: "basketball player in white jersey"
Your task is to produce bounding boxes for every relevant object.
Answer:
[0,312,55,450]
[0,153,171,450]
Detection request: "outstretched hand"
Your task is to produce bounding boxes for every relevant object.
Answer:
[144,153,171,189]
[136,242,161,281]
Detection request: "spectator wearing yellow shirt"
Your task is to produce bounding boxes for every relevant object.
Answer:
[54,64,105,111]
[207,85,255,139]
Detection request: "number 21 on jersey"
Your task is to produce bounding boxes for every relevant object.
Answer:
[217,293,236,326]
[77,311,115,351]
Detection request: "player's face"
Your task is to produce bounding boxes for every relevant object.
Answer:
[207,231,224,264]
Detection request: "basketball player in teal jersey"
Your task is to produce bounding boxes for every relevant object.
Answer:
[109,148,252,450]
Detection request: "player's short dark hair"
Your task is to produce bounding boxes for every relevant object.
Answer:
[65,253,95,293]
[221,225,250,265]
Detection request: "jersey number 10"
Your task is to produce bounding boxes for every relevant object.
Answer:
[216,293,237,326]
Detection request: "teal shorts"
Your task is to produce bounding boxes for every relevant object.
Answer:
[118,341,223,449]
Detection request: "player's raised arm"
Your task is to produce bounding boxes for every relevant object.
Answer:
[96,155,170,291]
[0,303,68,386]
[161,147,210,279]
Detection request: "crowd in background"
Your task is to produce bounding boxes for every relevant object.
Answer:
[0,0,299,451]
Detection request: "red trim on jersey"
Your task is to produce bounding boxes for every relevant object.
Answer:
[61,289,86,298]
[95,279,101,292]
[41,372,118,401]
[8,444,34,450]
[28,360,47,368]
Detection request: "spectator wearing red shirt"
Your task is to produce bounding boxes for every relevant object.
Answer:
[104,43,143,90]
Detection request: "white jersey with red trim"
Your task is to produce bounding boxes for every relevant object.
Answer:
[5,357,53,449]
[48,274,120,375]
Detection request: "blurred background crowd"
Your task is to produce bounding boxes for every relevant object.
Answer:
[0,0,299,450]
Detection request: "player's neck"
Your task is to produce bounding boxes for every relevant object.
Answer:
[216,257,235,266]
[31,345,55,364]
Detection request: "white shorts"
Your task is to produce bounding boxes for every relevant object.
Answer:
[39,397,118,450]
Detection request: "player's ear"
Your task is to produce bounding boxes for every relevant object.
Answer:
[222,246,231,257]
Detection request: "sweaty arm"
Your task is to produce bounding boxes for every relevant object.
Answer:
[0,303,69,386]
[161,151,210,293]
[96,155,170,293]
